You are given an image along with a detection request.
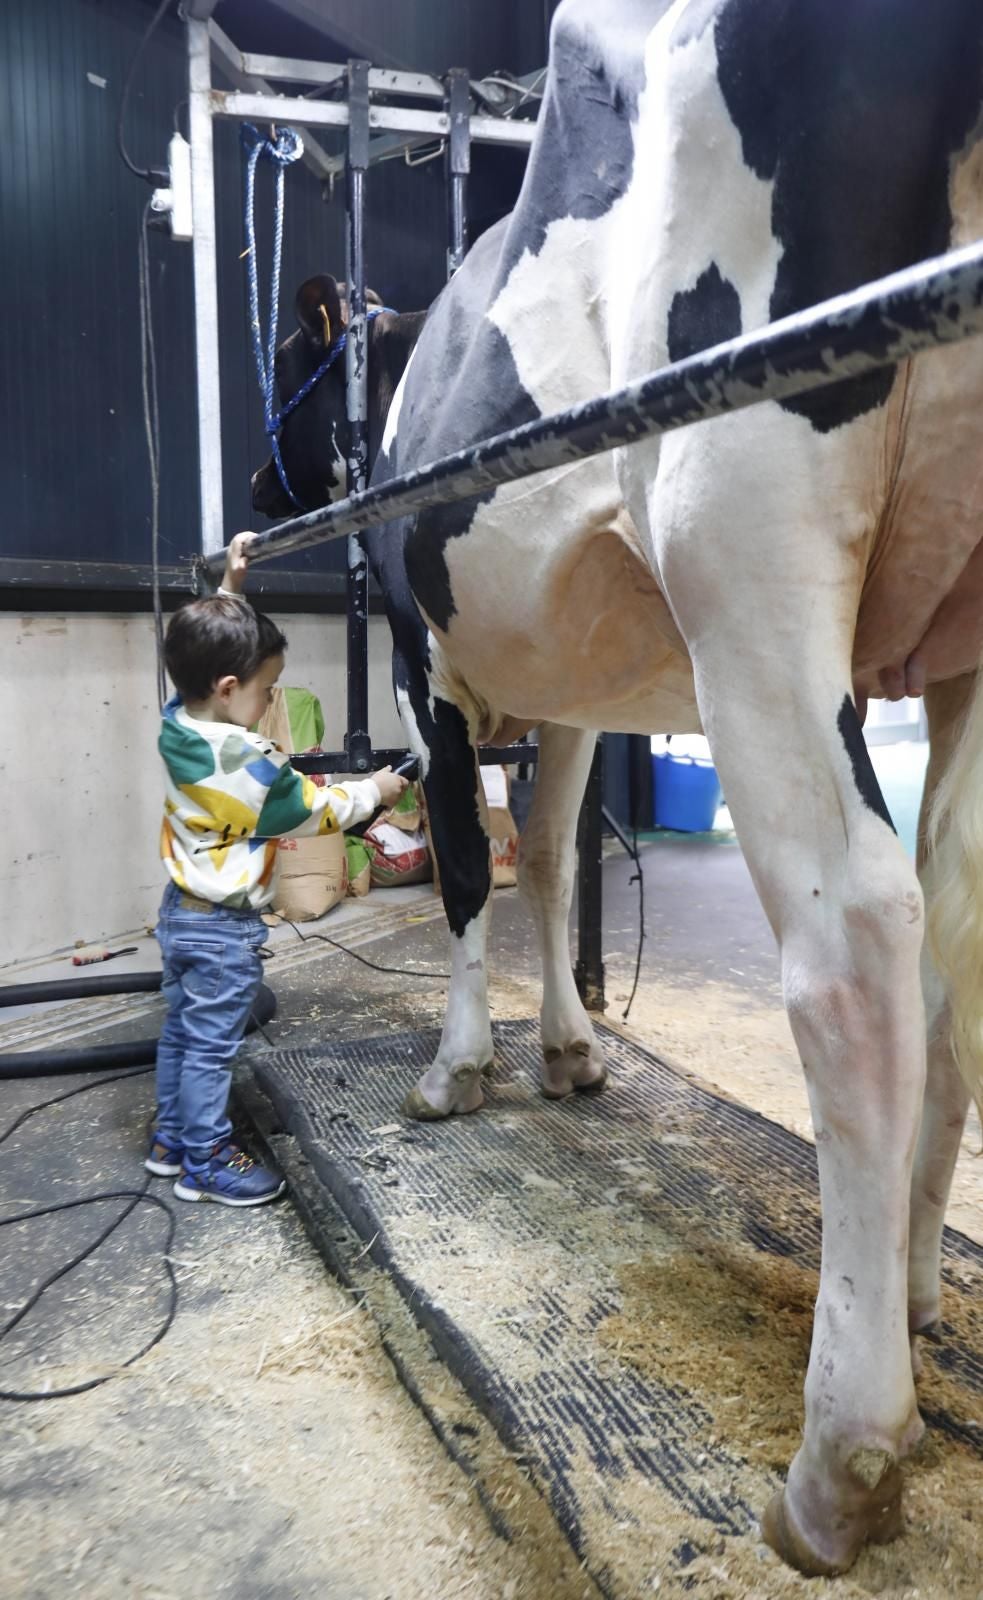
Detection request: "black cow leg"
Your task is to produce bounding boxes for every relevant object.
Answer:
[399,691,495,1120]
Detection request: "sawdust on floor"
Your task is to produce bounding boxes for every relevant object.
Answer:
[595,1238,983,1600]
[476,959,983,1597]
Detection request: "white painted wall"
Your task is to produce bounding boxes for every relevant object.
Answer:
[0,610,404,967]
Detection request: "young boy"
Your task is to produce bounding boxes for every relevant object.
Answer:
[146,532,407,1206]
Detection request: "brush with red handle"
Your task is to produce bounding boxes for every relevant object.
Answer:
[71,947,139,966]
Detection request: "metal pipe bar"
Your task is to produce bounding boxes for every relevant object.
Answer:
[318,126,518,181]
[448,177,467,272]
[208,20,336,183]
[240,53,446,100]
[208,89,536,146]
[210,91,423,131]
[290,743,541,774]
[187,17,225,556]
[446,68,470,278]
[197,237,983,581]
[466,114,538,147]
[237,52,547,110]
[240,52,346,90]
[345,61,372,775]
[236,55,548,108]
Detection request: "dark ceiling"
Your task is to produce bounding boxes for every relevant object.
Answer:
[194,0,552,79]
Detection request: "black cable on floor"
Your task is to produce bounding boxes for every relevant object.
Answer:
[0,1066,179,1403]
[0,979,276,1395]
[0,1066,153,1148]
[0,1184,178,1403]
[269,913,451,981]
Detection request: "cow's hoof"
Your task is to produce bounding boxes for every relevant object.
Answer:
[401,1063,488,1121]
[541,1040,606,1099]
[761,1455,904,1577]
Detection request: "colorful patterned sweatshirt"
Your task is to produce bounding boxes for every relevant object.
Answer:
[159,697,381,910]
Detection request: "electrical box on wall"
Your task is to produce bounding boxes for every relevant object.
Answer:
[150,133,193,241]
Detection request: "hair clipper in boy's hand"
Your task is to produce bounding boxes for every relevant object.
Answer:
[373,764,412,809]
[348,759,418,837]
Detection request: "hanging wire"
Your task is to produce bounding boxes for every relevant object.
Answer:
[471,71,547,116]
[621,827,646,1022]
[117,0,173,183]
[514,68,548,111]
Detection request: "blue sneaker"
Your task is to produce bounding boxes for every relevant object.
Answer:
[173,1142,286,1207]
[145,1130,184,1177]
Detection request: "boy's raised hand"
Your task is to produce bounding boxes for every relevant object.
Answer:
[222,531,259,594]
[373,767,410,808]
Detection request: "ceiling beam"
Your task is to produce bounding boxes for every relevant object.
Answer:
[208,22,545,184]
[208,19,338,183]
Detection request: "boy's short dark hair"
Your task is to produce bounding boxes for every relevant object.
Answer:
[164,596,288,702]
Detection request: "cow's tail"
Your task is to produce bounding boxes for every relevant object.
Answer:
[926,668,983,1121]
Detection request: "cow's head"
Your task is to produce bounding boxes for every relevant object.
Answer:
[250,274,383,519]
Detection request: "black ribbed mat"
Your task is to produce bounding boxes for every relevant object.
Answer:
[253,1022,982,1596]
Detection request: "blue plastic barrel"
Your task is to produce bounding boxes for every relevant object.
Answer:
[652,751,722,832]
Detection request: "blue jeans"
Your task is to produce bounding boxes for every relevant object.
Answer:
[154,883,267,1162]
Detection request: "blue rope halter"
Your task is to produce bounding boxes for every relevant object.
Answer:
[242,124,393,512]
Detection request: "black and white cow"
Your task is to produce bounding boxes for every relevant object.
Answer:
[252,0,983,1575]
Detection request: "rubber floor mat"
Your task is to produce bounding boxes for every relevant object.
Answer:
[253,1022,983,1598]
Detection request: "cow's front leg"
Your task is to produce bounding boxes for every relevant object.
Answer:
[400,692,494,1120]
[518,723,606,1098]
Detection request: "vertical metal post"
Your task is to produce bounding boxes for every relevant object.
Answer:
[187,16,224,556]
[446,67,470,278]
[345,59,372,772]
[575,739,606,1011]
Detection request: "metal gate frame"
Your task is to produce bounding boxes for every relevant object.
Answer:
[180,4,609,1010]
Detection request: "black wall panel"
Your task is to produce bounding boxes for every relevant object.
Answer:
[0,0,540,597]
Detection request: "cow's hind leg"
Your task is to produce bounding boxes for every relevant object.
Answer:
[398,680,494,1121]
[518,723,606,1098]
[908,677,974,1359]
[702,659,924,1574]
[635,428,925,1575]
